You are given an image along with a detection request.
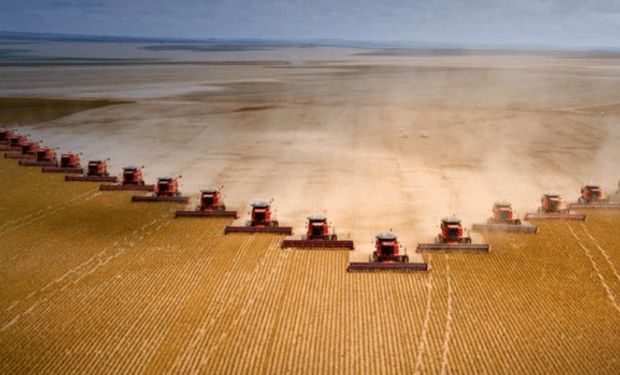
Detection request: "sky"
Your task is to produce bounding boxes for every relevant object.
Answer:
[1,0,619,48]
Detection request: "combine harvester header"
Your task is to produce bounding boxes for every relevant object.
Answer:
[132,176,189,203]
[417,216,490,252]
[65,159,118,182]
[348,232,427,272]
[175,188,238,218]
[281,214,354,249]
[18,147,58,167]
[569,183,620,209]
[100,165,154,191]
[472,202,537,233]
[42,152,84,174]
[224,200,292,235]
[525,192,586,220]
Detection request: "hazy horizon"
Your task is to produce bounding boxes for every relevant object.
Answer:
[2,1,620,50]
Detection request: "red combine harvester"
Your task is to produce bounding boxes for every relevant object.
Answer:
[569,182,620,209]
[18,147,58,166]
[132,176,189,203]
[348,232,428,272]
[281,214,354,249]
[224,200,292,234]
[525,192,585,220]
[65,159,118,182]
[42,152,83,174]
[175,188,238,218]
[5,141,40,159]
[472,201,538,233]
[417,216,490,252]
[0,128,15,145]
[0,134,29,152]
[100,165,154,191]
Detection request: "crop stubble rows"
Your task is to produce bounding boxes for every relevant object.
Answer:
[1,158,619,373]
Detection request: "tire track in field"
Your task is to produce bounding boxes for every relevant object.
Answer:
[566,223,620,315]
[440,257,454,375]
[0,188,100,236]
[414,256,433,375]
[0,214,168,332]
[581,222,620,283]
[0,188,97,230]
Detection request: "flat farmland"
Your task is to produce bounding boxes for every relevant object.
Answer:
[1,157,619,373]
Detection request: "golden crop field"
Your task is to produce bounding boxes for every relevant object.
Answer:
[1,157,619,374]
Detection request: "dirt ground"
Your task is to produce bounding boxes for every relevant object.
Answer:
[1,47,619,254]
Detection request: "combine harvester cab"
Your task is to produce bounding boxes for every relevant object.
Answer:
[5,140,40,159]
[224,200,292,235]
[175,188,238,218]
[132,176,189,203]
[569,182,620,209]
[525,192,586,220]
[348,232,427,272]
[100,165,154,191]
[281,214,354,249]
[472,202,537,233]
[18,147,58,167]
[65,159,118,182]
[0,134,29,152]
[417,216,490,252]
[42,152,84,174]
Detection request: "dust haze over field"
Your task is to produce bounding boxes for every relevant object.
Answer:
[2,42,619,250]
[2,31,620,373]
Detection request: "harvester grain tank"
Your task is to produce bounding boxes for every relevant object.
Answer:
[100,165,154,191]
[348,232,428,271]
[18,147,58,166]
[525,192,585,220]
[281,214,354,249]
[472,202,537,233]
[42,152,84,174]
[175,188,238,218]
[65,159,118,182]
[132,176,189,203]
[417,216,490,252]
[224,200,292,234]
[569,182,620,209]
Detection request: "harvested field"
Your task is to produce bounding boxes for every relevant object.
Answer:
[1,157,619,373]
[1,45,620,373]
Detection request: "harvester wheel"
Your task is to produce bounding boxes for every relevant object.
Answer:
[514,219,522,225]
[465,237,472,244]
[330,234,337,240]
[272,220,279,227]
[403,255,409,263]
